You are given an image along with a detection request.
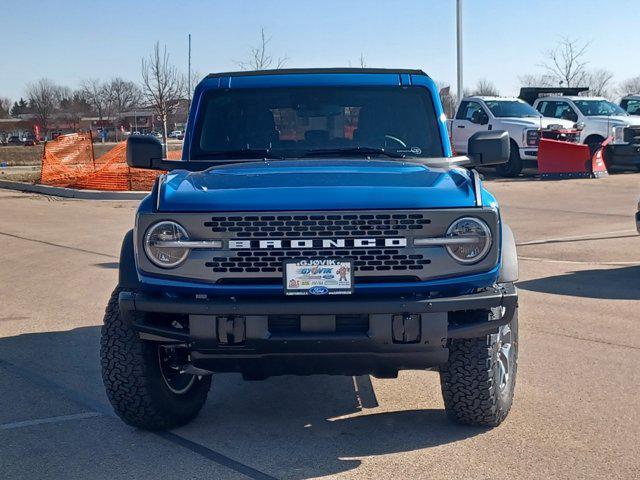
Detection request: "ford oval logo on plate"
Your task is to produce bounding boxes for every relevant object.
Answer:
[309,286,329,295]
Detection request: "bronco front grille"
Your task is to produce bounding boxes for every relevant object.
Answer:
[204,213,431,238]
[136,208,501,284]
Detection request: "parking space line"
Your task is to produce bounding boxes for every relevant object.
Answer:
[518,255,640,266]
[517,230,638,247]
[0,231,116,259]
[0,412,102,431]
[157,432,279,480]
[0,357,279,480]
[531,329,640,351]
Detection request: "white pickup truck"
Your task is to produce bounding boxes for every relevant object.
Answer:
[449,96,574,177]
[533,95,640,153]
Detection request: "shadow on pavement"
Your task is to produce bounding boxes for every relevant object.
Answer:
[94,262,119,269]
[517,265,640,300]
[0,326,486,479]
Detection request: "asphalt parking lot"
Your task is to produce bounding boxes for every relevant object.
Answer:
[1,173,639,480]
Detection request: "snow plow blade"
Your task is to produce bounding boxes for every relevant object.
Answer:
[538,138,608,180]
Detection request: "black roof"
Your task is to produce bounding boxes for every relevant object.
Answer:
[519,87,590,105]
[206,68,427,78]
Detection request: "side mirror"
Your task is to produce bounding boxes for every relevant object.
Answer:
[468,130,510,166]
[126,135,163,168]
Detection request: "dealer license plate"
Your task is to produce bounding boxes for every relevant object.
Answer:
[284,259,353,296]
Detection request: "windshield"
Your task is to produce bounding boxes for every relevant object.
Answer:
[191,86,443,160]
[574,100,627,117]
[484,100,541,118]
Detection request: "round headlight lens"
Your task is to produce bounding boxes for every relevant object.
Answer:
[144,221,189,268]
[445,217,492,264]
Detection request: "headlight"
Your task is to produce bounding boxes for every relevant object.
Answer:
[525,129,540,146]
[144,221,190,268]
[612,126,626,145]
[444,217,492,264]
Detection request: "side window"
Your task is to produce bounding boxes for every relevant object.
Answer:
[555,102,577,121]
[625,99,640,115]
[536,101,549,116]
[462,102,483,122]
[455,102,469,120]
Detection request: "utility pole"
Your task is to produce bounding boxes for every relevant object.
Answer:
[456,0,463,102]
[187,34,192,108]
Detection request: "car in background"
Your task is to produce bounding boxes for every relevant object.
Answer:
[533,95,640,154]
[168,130,184,139]
[7,135,22,145]
[621,95,640,116]
[448,96,574,177]
[22,134,39,146]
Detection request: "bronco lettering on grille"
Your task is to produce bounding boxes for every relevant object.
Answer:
[228,238,408,249]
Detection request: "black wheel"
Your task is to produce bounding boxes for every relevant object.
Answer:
[440,308,518,427]
[585,135,605,157]
[100,288,211,430]
[495,140,522,177]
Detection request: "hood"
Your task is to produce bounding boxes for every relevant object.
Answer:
[499,117,575,129]
[158,159,477,212]
[586,115,640,126]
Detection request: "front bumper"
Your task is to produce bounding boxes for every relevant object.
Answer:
[119,284,517,377]
[605,144,640,167]
[520,146,539,160]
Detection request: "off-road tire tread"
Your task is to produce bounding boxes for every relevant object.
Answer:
[100,288,211,430]
[440,311,518,427]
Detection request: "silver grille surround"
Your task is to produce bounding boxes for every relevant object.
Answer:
[136,208,500,284]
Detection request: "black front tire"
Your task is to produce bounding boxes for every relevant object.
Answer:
[496,141,523,177]
[100,288,212,430]
[440,308,518,427]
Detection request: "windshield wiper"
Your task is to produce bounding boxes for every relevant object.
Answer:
[301,147,406,159]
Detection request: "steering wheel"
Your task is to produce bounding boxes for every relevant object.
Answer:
[384,135,407,149]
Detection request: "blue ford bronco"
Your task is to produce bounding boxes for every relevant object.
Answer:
[100,68,519,430]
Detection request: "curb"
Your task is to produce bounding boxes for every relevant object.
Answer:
[0,180,149,200]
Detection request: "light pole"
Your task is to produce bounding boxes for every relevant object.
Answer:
[456,0,463,102]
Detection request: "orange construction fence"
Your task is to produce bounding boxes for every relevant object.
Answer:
[40,133,180,191]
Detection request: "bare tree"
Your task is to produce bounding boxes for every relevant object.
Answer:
[471,79,499,96]
[0,96,11,118]
[59,90,90,130]
[141,42,184,143]
[583,69,614,98]
[236,28,288,70]
[518,73,556,87]
[540,37,590,87]
[359,53,367,68]
[80,78,111,122]
[107,78,142,114]
[617,76,640,97]
[26,78,64,136]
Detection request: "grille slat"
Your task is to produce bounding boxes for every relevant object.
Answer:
[205,249,431,274]
[204,213,431,238]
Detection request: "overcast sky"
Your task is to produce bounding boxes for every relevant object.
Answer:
[1,0,638,101]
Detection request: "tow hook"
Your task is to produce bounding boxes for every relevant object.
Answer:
[217,316,246,345]
[392,313,421,343]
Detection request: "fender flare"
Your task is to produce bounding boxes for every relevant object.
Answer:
[498,223,519,283]
[118,229,141,291]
